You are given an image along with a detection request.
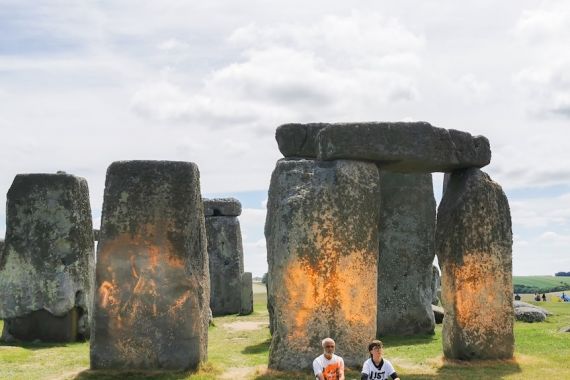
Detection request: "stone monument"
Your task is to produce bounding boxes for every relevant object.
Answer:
[90,160,209,370]
[0,172,94,342]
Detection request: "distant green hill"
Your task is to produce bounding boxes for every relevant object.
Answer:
[513,276,570,294]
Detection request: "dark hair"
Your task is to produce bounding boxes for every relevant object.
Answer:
[368,340,383,352]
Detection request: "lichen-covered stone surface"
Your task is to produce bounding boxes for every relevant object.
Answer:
[0,173,94,342]
[265,158,380,370]
[436,168,514,360]
[377,171,436,336]
[240,272,253,315]
[432,265,441,306]
[203,197,242,217]
[514,306,546,322]
[90,161,209,370]
[206,215,244,316]
[275,123,329,158]
[317,122,491,172]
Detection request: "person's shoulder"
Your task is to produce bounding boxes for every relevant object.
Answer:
[334,354,344,362]
[313,354,324,363]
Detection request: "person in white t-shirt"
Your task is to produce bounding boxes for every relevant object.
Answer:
[312,337,345,380]
[361,340,400,380]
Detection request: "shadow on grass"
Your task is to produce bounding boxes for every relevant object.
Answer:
[379,333,438,348]
[242,338,271,355]
[253,368,362,380]
[72,369,193,380]
[0,340,80,351]
[402,358,522,380]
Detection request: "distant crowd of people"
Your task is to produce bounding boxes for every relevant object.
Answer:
[514,292,569,302]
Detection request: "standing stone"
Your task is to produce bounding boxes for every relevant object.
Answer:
[0,173,94,342]
[91,161,209,370]
[266,159,380,370]
[240,272,253,315]
[377,171,436,336]
[436,168,514,360]
[431,265,441,306]
[0,239,4,270]
[204,198,244,316]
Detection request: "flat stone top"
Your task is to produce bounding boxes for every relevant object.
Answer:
[276,122,491,172]
[9,172,87,193]
[107,160,198,175]
[204,197,242,216]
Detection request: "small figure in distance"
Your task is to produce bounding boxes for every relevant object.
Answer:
[514,293,521,301]
[361,340,400,380]
[542,293,546,302]
[313,337,345,380]
[535,293,541,302]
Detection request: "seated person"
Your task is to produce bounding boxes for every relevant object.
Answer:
[313,337,345,380]
[361,340,400,380]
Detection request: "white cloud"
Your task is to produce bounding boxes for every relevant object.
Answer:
[538,231,570,245]
[130,11,424,129]
[510,192,570,228]
[512,4,570,118]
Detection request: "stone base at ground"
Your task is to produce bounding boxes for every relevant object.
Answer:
[1,308,82,342]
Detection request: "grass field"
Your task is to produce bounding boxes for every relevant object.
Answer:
[513,275,570,289]
[1,283,570,379]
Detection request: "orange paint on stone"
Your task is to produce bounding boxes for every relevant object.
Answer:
[283,244,376,338]
[96,225,194,337]
[449,252,504,330]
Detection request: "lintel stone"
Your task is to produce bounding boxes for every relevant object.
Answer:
[317,122,490,172]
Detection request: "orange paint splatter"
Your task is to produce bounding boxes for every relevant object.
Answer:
[281,217,377,342]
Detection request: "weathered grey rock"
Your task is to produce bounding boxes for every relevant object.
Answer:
[317,122,491,172]
[377,171,436,336]
[432,304,444,324]
[513,300,552,316]
[267,272,274,336]
[206,215,243,316]
[432,265,441,306]
[240,272,253,315]
[203,198,242,217]
[91,160,209,370]
[2,308,81,342]
[436,168,514,360]
[275,123,328,158]
[559,326,570,333]
[0,173,94,342]
[514,306,546,322]
[266,158,381,370]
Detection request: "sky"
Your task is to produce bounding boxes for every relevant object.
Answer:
[0,1,569,277]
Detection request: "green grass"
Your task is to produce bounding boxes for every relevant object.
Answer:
[513,275,570,293]
[1,285,570,379]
